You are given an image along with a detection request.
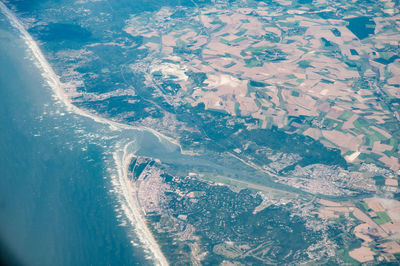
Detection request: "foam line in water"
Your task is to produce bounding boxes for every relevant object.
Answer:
[112,141,169,266]
[0,2,170,265]
[0,1,181,148]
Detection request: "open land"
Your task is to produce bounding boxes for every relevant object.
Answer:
[9,0,400,264]
[121,0,400,263]
[125,0,400,171]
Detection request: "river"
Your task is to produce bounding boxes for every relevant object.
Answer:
[0,5,164,266]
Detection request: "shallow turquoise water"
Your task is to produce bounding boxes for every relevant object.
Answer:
[0,12,151,266]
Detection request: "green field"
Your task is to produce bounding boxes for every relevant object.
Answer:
[291,90,300,97]
[244,57,263,67]
[365,129,387,146]
[372,176,385,186]
[234,28,247,36]
[338,110,353,121]
[234,102,241,116]
[231,36,247,43]
[220,38,230,45]
[373,211,391,225]
[353,117,369,128]
[223,61,236,68]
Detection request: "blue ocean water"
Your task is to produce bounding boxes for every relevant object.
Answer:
[0,11,151,266]
[0,2,289,265]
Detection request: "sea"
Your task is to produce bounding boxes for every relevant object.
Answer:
[0,2,279,265]
[0,7,157,266]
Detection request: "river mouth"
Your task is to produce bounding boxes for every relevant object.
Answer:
[2,1,394,264]
[0,6,249,265]
[0,4,217,265]
[0,5,159,266]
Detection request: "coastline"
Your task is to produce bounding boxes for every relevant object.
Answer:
[0,1,182,150]
[112,142,169,266]
[0,2,169,265]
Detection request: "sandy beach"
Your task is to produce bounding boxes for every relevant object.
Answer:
[0,1,182,149]
[0,2,169,265]
[112,142,169,265]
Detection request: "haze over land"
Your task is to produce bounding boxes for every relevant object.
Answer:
[1,0,400,264]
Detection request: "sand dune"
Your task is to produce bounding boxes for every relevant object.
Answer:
[112,142,169,265]
[0,2,169,265]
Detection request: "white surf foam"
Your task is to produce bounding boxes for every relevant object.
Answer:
[0,2,170,265]
[111,141,169,266]
[0,1,181,148]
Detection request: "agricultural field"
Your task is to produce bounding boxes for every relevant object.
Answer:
[125,0,400,171]
[13,0,400,263]
[119,2,400,262]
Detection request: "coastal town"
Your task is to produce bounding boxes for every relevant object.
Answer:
[6,0,399,264]
[127,154,400,264]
